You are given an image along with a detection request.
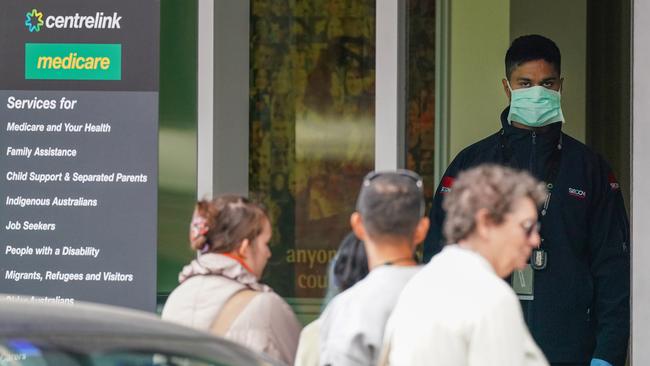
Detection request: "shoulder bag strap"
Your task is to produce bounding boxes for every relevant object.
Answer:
[210,289,259,337]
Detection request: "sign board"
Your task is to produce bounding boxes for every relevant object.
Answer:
[0,0,159,311]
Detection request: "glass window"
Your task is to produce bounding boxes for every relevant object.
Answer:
[406,0,436,212]
[157,0,198,297]
[249,0,376,322]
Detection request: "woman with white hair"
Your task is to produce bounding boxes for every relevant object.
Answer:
[381,164,549,366]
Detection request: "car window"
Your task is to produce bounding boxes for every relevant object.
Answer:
[0,339,245,366]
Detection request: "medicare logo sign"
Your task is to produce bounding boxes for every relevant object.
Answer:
[24,9,122,32]
[25,43,122,80]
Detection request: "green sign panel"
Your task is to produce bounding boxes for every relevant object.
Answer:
[25,43,122,80]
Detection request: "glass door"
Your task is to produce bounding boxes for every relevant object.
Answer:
[249,0,376,322]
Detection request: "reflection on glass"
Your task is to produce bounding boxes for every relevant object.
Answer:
[157,0,197,295]
[250,0,376,322]
[406,0,436,212]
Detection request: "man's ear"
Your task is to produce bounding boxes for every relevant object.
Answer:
[413,217,430,245]
[237,238,250,258]
[502,78,512,101]
[350,212,368,241]
[559,77,564,93]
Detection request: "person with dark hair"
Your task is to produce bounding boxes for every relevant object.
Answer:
[423,34,630,366]
[295,232,369,366]
[161,195,301,366]
[382,165,548,365]
[319,170,429,366]
[331,232,369,291]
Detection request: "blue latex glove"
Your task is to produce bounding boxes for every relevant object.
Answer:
[591,359,613,366]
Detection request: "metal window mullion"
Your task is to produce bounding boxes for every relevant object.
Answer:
[434,0,451,184]
[197,0,214,199]
[375,0,406,171]
[198,0,249,199]
[632,1,650,364]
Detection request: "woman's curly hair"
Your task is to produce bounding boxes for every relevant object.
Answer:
[442,164,547,244]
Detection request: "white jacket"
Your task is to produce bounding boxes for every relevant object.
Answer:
[381,245,548,366]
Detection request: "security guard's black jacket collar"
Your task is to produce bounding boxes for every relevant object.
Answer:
[500,106,562,148]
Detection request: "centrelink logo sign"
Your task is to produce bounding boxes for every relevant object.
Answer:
[25,8,122,33]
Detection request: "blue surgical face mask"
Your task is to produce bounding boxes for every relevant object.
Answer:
[507,81,565,127]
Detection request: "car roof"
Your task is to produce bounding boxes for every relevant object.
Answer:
[0,297,280,366]
[0,297,200,338]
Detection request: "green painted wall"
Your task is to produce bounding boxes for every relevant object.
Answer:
[448,0,511,158]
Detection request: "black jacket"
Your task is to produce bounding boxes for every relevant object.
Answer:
[423,108,630,365]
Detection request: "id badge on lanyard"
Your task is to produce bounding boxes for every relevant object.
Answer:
[512,265,534,300]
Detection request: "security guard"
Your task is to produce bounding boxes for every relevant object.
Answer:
[423,35,629,366]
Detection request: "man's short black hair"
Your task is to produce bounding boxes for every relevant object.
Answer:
[356,171,424,239]
[505,34,561,79]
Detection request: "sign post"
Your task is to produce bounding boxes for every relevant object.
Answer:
[0,0,159,311]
